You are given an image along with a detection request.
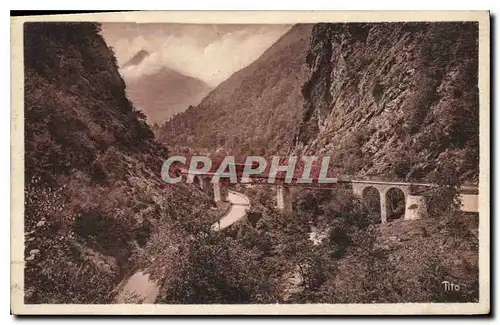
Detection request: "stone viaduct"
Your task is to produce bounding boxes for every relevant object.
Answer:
[275,180,478,223]
[188,173,478,224]
[350,180,429,223]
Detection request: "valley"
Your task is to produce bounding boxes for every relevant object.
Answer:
[23,20,480,305]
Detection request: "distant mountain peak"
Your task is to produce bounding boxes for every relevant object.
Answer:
[123,64,213,124]
[122,49,150,68]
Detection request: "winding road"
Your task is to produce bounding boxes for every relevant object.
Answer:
[211,190,251,231]
[115,189,251,303]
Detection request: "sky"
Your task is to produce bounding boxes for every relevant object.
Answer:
[101,23,291,87]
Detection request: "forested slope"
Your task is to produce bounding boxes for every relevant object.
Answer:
[24,22,214,303]
[158,24,313,155]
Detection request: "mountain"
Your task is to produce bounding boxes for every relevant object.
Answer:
[157,24,314,155]
[158,22,479,184]
[120,50,212,124]
[23,22,215,304]
[122,49,150,68]
[124,65,212,124]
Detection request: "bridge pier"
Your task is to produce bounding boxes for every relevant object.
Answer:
[379,189,388,224]
[212,182,228,203]
[405,195,427,220]
[276,185,292,212]
[193,175,204,190]
[194,176,228,203]
[201,177,211,191]
[352,184,364,197]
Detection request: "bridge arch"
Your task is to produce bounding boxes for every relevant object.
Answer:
[352,182,412,223]
[361,186,382,224]
[385,187,406,222]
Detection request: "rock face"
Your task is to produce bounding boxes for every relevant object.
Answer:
[158,24,314,155]
[296,22,479,183]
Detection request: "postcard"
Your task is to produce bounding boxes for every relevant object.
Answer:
[10,10,490,315]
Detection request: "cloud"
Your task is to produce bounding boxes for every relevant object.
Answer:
[120,52,165,80]
[101,24,291,86]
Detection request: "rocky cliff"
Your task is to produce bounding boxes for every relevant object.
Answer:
[296,22,479,183]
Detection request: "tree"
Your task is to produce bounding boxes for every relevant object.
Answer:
[161,231,272,304]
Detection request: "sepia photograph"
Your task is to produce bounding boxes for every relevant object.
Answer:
[10,11,490,315]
